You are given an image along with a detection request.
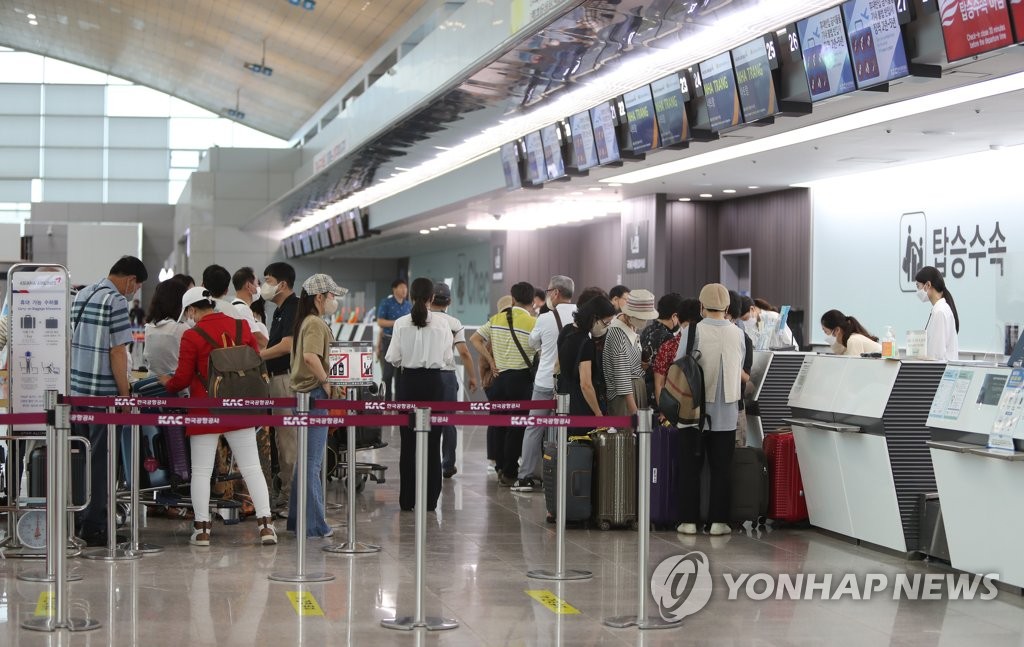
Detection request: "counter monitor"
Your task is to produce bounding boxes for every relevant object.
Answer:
[353,210,367,239]
[841,0,910,89]
[650,73,690,147]
[731,36,779,123]
[798,6,856,102]
[300,231,312,255]
[938,0,1013,62]
[540,124,566,181]
[589,101,622,165]
[341,210,358,243]
[523,131,547,186]
[699,52,743,132]
[568,111,600,170]
[622,86,658,152]
[500,142,523,191]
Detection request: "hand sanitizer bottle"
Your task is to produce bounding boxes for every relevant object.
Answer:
[881,326,896,359]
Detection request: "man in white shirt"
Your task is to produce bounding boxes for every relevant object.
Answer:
[200,264,265,344]
[230,266,269,348]
[429,282,477,478]
[512,275,576,492]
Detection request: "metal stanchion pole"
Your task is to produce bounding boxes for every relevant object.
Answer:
[325,386,379,555]
[120,410,162,554]
[604,409,682,630]
[270,391,334,583]
[82,412,139,561]
[528,392,591,581]
[382,407,457,631]
[1,439,18,548]
[22,399,100,632]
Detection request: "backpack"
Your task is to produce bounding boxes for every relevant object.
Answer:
[193,319,271,412]
[658,323,705,428]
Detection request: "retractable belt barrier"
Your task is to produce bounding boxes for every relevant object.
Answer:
[62,396,555,412]
[0,412,48,425]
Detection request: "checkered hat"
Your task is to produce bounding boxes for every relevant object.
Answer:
[302,274,348,297]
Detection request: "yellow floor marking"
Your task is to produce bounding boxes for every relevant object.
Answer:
[35,591,53,617]
[286,591,325,617]
[525,589,581,615]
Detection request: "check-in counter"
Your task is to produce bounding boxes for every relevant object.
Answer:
[785,356,946,553]
[744,351,809,447]
[926,364,1024,588]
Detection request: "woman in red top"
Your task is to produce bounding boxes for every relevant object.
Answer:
[159,287,276,547]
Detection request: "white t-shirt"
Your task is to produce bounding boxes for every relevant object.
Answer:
[432,310,466,371]
[926,298,959,361]
[528,302,577,390]
[212,297,259,336]
[385,312,455,370]
[144,319,190,376]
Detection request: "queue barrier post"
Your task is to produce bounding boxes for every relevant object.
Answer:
[270,391,334,583]
[603,408,682,631]
[527,392,592,582]
[119,408,163,554]
[80,408,140,562]
[324,386,380,555]
[381,407,458,632]
[22,392,101,632]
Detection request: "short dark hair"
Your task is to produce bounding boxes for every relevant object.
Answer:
[232,266,256,291]
[740,296,754,316]
[202,264,231,297]
[109,256,148,282]
[511,281,534,306]
[676,298,702,325]
[727,290,743,320]
[576,286,607,307]
[657,293,684,320]
[609,284,630,300]
[171,273,195,289]
[391,278,407,289]
[534,288,546,302]
[146,278,188,324]
[263,262,295,290]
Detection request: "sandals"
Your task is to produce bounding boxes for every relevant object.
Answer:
[256,517,278,545]
[190,521,211,546]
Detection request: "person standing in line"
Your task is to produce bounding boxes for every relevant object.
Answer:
[513,275,576,492]
[532,288,548,316]
[231,266,269,348]
[470,282,537,486]
[158,287,276,546]
[287,274,348,537]
[260,262,299,514]
[481,295,515,471]
[640,292,683,406]
[557,292,616,416]
[914,266,960,361]
[429,282,478,479]
[609,285,631,313]
[71,255,147,546]
[603,289,658,415]
[385,278,455,511]
[375,279,412,401]
[652,298,702,405]
[675,284,746,537]
[142,278,190,377]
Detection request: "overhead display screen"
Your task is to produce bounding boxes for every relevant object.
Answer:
[329,216,342,245]
[730,37,778,123]
[589,102,621,165]
[798,6,856,101]
[300,232,312,255]
[500,142,522,191]
[319,222,331,249]
[622,86,658,152]
[1013,0,1024,42]
[650,74,689,146]
[698,52,742,132]
[523,131,546,185]
[842,0,910,88]
[341,210,358,242]
[353,210,366,238]
[540,124,566,180]
[569,111,600,170]
[938,0,1014,62]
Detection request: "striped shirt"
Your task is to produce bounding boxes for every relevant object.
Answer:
[602,317,643,400]
[476,306,536,371]
[70,278,132,396]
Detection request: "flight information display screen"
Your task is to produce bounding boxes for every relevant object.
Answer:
[842,0,910,88]
[699,52,742,132]
[589,102,621,165]
[500,142,522,191]
[731,36,778,123]
[569,111,600,170]
[523,131,546,185]
[622,86,658,152]
[798,6,856,101]
[541,124,566,180]
[650,74,689,146]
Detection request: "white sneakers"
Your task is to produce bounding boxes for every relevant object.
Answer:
[676,523,698,535]
[675,522,732,536]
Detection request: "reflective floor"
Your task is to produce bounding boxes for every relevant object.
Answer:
[2,426,1023,646]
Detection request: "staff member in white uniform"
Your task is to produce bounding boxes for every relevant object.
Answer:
[914,266,960,361]
[385,277,455,512]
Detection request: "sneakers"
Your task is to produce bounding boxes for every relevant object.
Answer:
[257,517,278,545]
[190,521,211,546]
[497,473,516,487]
[676,522,698,535]
[275,507,289,520]
[510,477,541,492]
[709,522,732,536]
[321,528,335,538]
[443,466,458,479]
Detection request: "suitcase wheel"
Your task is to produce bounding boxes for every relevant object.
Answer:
[598,519,611,531]
[629,519,639,531]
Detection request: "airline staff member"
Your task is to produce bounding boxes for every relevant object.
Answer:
[914,266,960,361]
[385,277,454,512]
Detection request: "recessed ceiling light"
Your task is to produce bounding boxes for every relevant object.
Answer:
[678,197,691,202]
[446,223,456,227]
[723,189,737,194]
[588,187,602,191]
[570,191,584,195]
[607,183,622,187]
[748,185,760,189]
[28,19,38,25]
[430,226,440,231]
[419,229,430,235]
[27,13,36,19]
[699,193,713,198]
[394,167,410,171]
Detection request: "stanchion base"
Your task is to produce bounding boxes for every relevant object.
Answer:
[526,569,593,581]
[326,502,344,511]
[80,547,141,561]
[603,615,683,630]
[323,541,380,555]
[17,569,84,583]
[69,535,87,550]
[268,571,335,583]
[21,616,102,632]
[381,616,459,631]
[1,548,46,559]
[117,542,164,554]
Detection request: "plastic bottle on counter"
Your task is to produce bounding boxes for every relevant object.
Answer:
[881,326,897,359]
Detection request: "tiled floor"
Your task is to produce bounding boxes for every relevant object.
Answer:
[2,426,1023,646]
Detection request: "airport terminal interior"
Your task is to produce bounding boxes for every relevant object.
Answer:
[2,0,1024,644]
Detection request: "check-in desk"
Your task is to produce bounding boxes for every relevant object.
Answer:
[785,356,946,553]
[926,365,1024,588]
[744,351,809,447]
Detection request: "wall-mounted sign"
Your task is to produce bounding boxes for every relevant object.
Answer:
[492,245,504,282]
[625,220,649,274]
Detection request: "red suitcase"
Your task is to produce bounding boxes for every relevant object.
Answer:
[764,431,808,523]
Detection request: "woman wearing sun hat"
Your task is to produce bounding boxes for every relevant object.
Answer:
[287,273,348,538]
[602,288,659,416]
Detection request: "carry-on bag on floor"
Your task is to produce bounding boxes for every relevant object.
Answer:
[731,446,769,526]
[161,424,191,484]
[119,425,170,489]
[763,430,808,523]
[650,419,685,529]
[28,444,88,507]
[590,429,638,530]
[543,437,593,523]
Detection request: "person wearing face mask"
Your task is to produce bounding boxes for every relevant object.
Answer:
[260,262,299,513]
[558,291,616,416]
[652,298,702,405]
[914,266,960,361]
[641,293,684,407]
[603,289,659,416]
[285,274,348,537]
[609,285,631,313]
[142,277,190,377]
[230,266,269,349]
[820,309,882,356]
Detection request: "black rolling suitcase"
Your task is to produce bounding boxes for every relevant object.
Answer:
[543,437,593,523]
[29,444,88,507]
[730,446,769,526]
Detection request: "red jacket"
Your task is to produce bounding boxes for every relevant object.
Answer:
[164,312,261,435]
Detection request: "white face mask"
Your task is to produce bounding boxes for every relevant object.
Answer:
[323,295,339,316]
[824,333,837,346]
[916,288,929,303]
[628,316,647,331]
[260,282,279,301]
[591,320,609,337]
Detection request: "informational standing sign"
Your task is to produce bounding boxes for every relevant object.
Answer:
[328,341,376,387]
[8,264,71,434]
[989,367,1024,451]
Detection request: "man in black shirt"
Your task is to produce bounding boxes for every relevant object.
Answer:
[261,262,299,511]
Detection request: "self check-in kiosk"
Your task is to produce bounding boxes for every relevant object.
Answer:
[744,351,809,447]
[785,356,946,554]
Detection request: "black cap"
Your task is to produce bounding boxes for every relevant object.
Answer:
[433,282,452,304]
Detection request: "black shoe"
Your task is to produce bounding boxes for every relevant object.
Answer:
[81,531,129,547]
[442,466,457,479]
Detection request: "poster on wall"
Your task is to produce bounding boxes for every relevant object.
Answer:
[625,220,649,274]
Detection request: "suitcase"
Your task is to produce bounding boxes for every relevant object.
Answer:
[590,430,638,530]
[160,425,191,484]
[763,431,808,523]
[730,446,769,526]
[28,444,88,507]
[119,425,170,489]
[543,437,593,523]
[650,420,684,529]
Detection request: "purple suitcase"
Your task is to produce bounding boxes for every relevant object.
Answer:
[161,425,191,484]
[650,420,684,529]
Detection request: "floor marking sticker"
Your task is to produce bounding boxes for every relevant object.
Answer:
[525,589,580,615]
[35,591,53,617]
[286,591,325,616]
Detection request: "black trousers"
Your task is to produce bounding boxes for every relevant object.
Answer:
[487,368,534,479]
[396,368,444,510]
[74,419,108,537]
[679,428,735,524]
[380,335,396,401]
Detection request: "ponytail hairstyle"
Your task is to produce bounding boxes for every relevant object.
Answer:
[914,266,960,332]
[409,277,434,328]
[292,289,320,340]
[821,309,878,345]
[753,298,778,313]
